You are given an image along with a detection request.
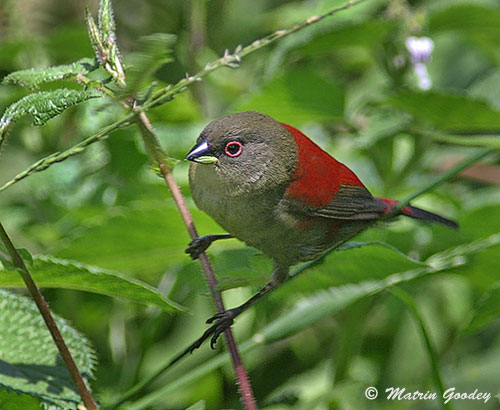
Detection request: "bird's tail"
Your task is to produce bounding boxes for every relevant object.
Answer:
[377,198,459,229]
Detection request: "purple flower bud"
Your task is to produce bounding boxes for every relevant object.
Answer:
[405,36,434,64]
[405,37,434,90]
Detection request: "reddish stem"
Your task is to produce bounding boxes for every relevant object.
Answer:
[137,112,257,410]
[0,223,97,410]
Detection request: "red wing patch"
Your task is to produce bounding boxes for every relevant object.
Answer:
[281,123,365,208]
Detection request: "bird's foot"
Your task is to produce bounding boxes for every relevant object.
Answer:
[185,235,216,260]
[186,308,239,354]
[205,308,239,349]
[205,308,240,348]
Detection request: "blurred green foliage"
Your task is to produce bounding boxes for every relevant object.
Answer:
[1,0,500,409]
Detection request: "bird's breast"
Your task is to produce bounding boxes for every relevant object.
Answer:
[189,163,299,257]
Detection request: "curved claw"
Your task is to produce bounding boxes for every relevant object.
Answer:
[185,234,233,260]
[181,309,239,353]
[205,309,238,348]
[185,236,212,260]
[206,312,224,324]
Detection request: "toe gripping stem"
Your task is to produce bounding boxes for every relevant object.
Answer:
[185,234,233,259]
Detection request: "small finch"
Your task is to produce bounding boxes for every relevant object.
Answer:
[185,111,457,349]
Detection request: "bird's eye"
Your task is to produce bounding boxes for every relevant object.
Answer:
[224,141,242,157]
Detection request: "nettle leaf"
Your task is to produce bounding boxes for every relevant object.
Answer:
[2,58,96,90]
[0,255,186,313]
[387,91,500,133]
[0,388,41,410]
[0,290,95,410]
[0,88,102,143]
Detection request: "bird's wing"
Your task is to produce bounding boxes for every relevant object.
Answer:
[280,122,389,221]
[285,183,388,220]
[306,184,387,220]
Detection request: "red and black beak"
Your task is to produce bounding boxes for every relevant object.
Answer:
[185,140,218,164]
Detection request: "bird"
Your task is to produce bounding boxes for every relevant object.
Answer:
[185,110,458,350]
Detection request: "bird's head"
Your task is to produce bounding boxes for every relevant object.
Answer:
[186,111,298,193]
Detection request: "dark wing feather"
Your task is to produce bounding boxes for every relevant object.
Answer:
[300,185,388,220]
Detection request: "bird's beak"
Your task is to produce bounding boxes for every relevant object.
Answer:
[185,140,218,164]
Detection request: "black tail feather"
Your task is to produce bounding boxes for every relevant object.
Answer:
[403,205,459,229]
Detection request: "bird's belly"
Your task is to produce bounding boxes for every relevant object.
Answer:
[197,197,332,265]
[192,182,299,263]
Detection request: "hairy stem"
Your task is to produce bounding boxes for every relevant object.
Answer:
[135,111,257,410]
[0,222,97,410]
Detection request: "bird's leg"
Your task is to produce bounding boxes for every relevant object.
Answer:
[185,233,233,259]
[185,267,288,353]
[186,267,289,353]
[204,281,276,348]
[187,282,277,352]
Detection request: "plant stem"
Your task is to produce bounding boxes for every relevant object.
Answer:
[390,287,452,410]
[135,111,257,410]
[0,222,98,410]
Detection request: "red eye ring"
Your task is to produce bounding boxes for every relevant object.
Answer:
[224,141,243,157]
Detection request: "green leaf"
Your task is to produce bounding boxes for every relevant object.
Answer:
[0,290,95,410]
[0,389,41,410]
[185,400,206,410]
[0,254,15,271]
[295,20,396,56]
[0,255,186,313]
[275,242,424,300]
[427,232,500,291]
[53,203,217,279]
[261,281,391,343]
[387,91,500,133]
[464,283,500,334]
[2,58,97,90]
[0,88,102,145]
[259,234,499,344]
[470,70,500,111]
[17,248,34,266]
[126,33,176,92]
[124,267,430,410]
[429,4,500,34]
[429,133,500,149]
[235,68,344,125]
[389,288,448,407]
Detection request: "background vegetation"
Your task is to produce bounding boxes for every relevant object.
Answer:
[1,0,500,409]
